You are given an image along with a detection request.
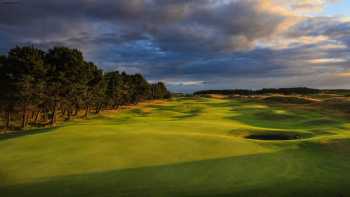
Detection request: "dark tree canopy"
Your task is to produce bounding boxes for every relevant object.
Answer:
[151,82,171,99]
[0,46,171,130]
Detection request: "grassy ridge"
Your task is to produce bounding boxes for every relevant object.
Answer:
[1,97,350,196]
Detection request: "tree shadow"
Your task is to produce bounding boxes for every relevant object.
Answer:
[129,109,152,117]
[2,141,350,197]
[148,104,204,120]
[174,108,203,119]
[148,105,178,112]
[0,127,58,142]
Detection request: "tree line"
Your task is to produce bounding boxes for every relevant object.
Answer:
[0,46,171,130]
[194,87,321,96]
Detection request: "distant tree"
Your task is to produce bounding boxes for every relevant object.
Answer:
[151,82,171,99]
[194,87,320,96]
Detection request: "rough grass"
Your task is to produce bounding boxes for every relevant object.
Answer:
[1,97,350,197]
[322,98,350,113]
[263,96,317,104]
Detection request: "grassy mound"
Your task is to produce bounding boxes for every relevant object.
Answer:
[301,119,340,126]
[263,96,316,104]
[254,111,299,121]
[322,98,350,113]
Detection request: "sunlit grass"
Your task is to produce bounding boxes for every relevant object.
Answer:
[1,97,350,196]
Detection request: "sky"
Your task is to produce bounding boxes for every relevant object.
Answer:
[1,0,350,92]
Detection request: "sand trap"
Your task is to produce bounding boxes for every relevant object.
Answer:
[245,133,305,141]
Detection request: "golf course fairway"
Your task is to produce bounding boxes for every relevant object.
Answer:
[1,97,350,197]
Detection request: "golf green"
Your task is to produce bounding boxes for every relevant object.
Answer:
[1,97,350,197]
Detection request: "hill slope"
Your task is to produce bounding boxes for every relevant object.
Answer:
[1,97,350,197]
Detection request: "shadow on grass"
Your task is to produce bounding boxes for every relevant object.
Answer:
[2,141,350,197]
[203,99,249,108]
[175,97,208,102]
[147,104,204,120]
[229,106,346,131]
[0,127,58,141]
[91,115,134,125]
[253,111,299,121]
[129,109,152,117]
[148,105,178,112]
[300,119,340,127]
[174,108,203,119]
[227,110,302,129]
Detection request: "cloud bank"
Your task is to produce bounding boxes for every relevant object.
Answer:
[0,0,349,92]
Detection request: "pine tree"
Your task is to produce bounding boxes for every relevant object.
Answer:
[6,46,47,128]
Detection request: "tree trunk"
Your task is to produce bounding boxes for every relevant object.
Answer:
[43,111,48,123]
[95,104,103,114]
[66,109,71,121]
[95,104,100,114]
[113,104,119,110]
[25,112,30,127]
[84,105,89,118]
[34,111,40,124]
[73,107,79,116]
[50,104,57,127]
[5,111,11,129]
[21,105,27,128]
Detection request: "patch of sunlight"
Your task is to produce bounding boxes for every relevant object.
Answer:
[274,110,288,114]
[241,104,269,109]
[341,123,350,129]
[207,94,228,99]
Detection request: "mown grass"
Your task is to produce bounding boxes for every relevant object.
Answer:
[0,97,350,197]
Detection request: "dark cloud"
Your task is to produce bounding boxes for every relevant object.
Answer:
[0,0,350,92]
[0,0,291,52]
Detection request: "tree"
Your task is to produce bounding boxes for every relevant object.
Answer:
[120,72,132,105]
[0,55,13,129]
[129,74,151,103]
[90,68,106,114]
[104,71,123,109]
[151,82,171,99]
[45,47,86,126]
[5,46,46,128]
[0,45,171,130]
[0,55,5,67]
[82,62,104,117]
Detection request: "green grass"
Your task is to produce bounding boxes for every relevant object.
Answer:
[1,97,350,196]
